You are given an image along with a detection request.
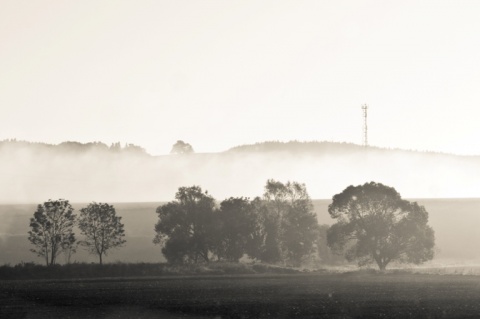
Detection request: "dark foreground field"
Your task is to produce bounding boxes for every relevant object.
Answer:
[2,272,480,318]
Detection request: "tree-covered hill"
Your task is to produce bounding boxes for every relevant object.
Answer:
[1,139,479,203]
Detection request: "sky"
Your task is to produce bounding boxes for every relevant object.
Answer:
[1,0,480,156]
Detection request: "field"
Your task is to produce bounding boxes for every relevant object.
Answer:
[3,272,480,318]
[2,198,480,318]
[2,198,480,265]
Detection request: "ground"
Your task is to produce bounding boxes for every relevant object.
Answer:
[2,272,480,318]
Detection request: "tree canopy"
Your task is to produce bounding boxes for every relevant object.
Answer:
[213,197,258,262]
[28,199,76,266]
[260,179,320,266]
[154,186,215,263]
[170,140,194,154]
[78,202,126,264]
[327,182,435,270]
[153,181,322,266]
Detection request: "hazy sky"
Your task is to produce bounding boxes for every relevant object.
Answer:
[2,0,480,155]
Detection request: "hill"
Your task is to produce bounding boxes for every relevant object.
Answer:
[1,139,480,203]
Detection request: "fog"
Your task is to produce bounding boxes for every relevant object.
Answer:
[2,141,480,266]
[2,199,480,266]
[1,141,479,204]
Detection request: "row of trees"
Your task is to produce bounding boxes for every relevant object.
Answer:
[28,201,126,266]
[1,139,147,155]
[154,181,436,270]
[28,181,435,270]
[154,180,326,267]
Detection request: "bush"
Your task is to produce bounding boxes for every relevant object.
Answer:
[0,261,300,280]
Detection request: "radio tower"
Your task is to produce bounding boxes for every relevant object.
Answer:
[361,104,368,147]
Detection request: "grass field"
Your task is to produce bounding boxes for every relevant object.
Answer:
[3,272,480,318]
[1,198,480,266]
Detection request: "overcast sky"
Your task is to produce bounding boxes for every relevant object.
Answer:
[1,0,480,155]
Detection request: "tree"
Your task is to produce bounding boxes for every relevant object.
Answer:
[170,140,194,154]
[327,182,435,270]
[258,180,320,266]
[213,197,258,262]
[28,199,76,266]
[243,197,269,262]
[314,224,345,266]
[154,186,215,263]
[78,202,126,265]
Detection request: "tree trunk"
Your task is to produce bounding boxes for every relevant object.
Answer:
[50,249,56,266]
[99,253,103,265]
[376,259,388,271]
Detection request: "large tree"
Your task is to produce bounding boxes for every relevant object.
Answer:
[154,186,216,263]
[28,199,76,266]
[78,202,126,264]
[327,182,435,270]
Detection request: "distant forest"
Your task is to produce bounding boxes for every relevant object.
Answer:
[0,139,470,157]
[2,138,479,202]
[0,139,147,155]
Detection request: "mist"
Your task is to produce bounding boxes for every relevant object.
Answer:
[2,141,480,266]
[1,141,480,204]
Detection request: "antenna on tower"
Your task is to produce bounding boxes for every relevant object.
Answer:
[361,104,368,147]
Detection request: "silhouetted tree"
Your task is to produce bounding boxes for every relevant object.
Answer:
[258,180,320,266]
[213,197,258,262]
[28,199,76,266]
[243,197,269,261]
[327,182,435,270]
[123,143,146,154]
[154,186,215,263]
[110,142,121,152]
[170,140,194,154]
[78,202,126,265]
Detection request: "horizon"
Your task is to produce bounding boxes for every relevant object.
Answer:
[3,138,480,158]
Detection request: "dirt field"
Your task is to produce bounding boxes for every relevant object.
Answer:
[2,272,480,318]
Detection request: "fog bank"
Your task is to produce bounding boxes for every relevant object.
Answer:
[1,141,479,203]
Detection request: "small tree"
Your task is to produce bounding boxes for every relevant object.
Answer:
[327,182,435,270]
[28,199,76,266]
[78,202,126,264]
[170,140,194,154]
[154,186,215,263]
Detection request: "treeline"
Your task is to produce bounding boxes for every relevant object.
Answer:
[152,180,435,271]
[153,180,334,267]
[0,139,148,155]
[24,179,336,268]
[2,139,461,159]
[227,140,368,154]
[23,180,434,272]
[23,179,435,270]
[227,140,459,157]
